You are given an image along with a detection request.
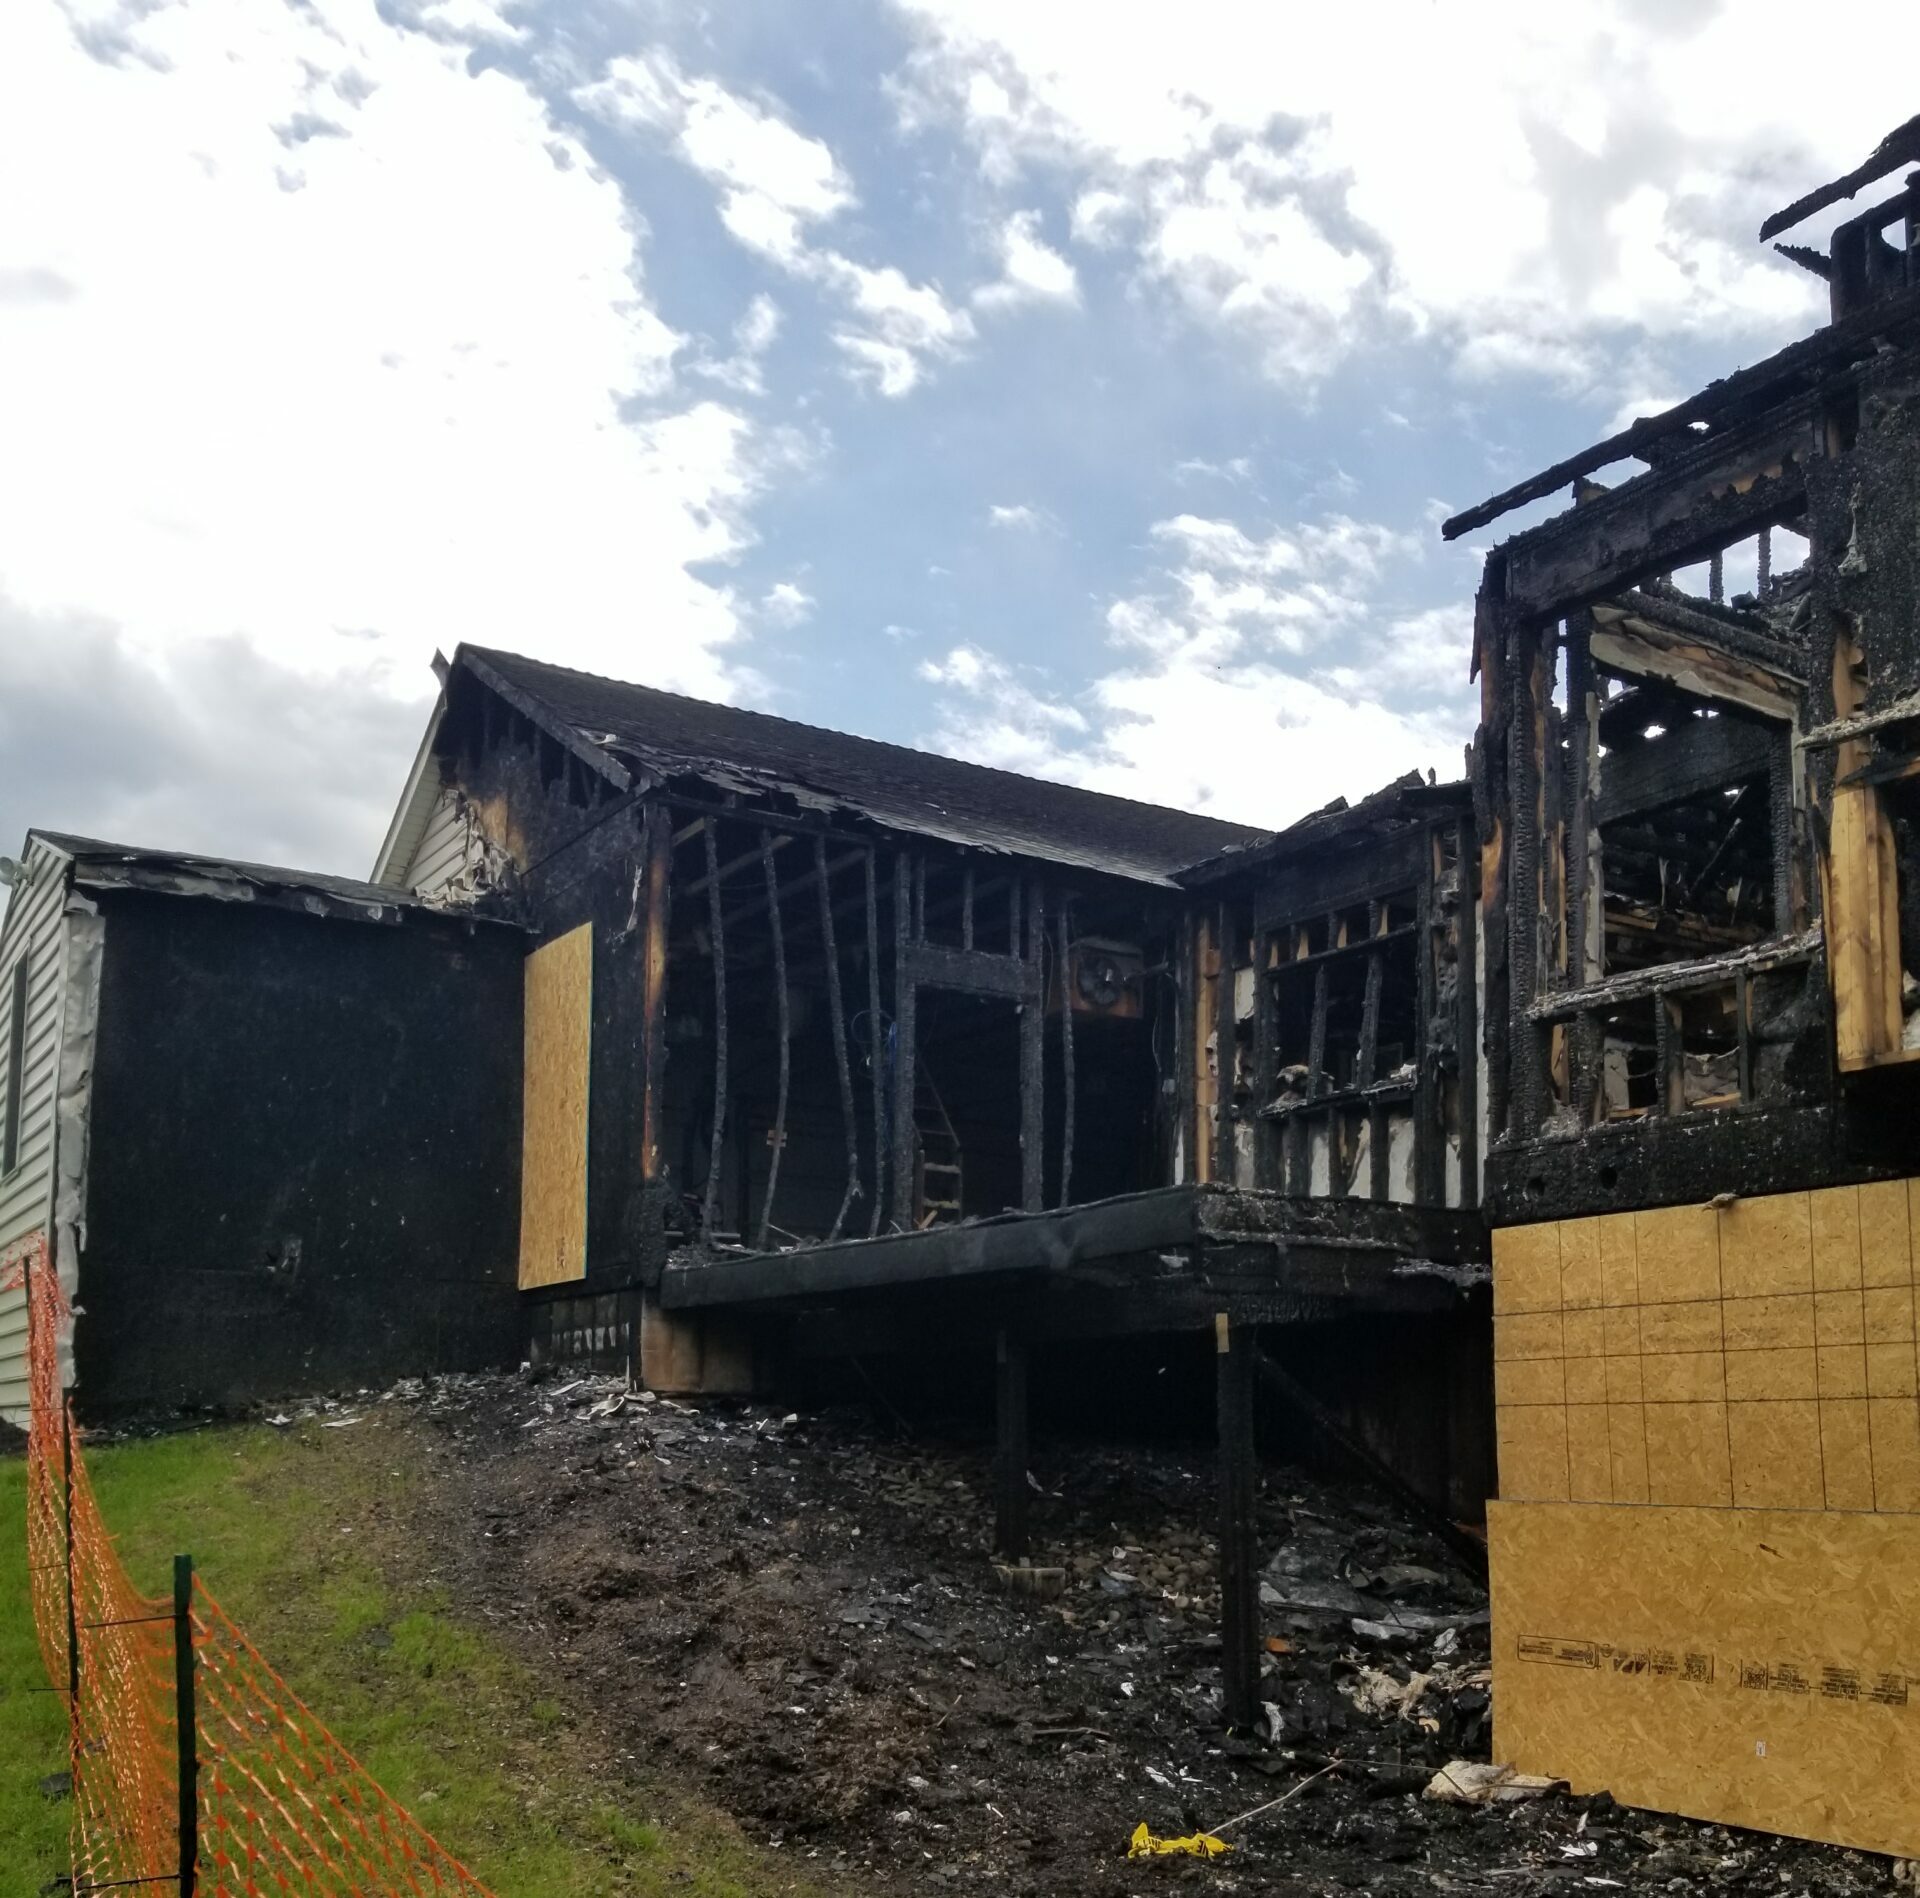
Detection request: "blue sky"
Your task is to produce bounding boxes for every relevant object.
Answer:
[3,0,1916,874]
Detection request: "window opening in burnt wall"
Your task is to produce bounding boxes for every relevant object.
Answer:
[1594,684,1779,977]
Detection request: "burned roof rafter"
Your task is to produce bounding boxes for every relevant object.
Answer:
[1442,278,1920,545]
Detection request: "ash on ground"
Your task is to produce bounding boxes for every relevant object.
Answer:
[369,1370,1900,1898]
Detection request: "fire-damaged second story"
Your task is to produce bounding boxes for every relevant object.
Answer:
[375,645,1265,1277]
[1452,112,1920,1221]
[1180,774,1480,1214]
[375,651,1483,1279]
[361,646,1488,1515]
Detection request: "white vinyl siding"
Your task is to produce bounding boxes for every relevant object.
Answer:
[0,837,72,1422]
[406,781,480,897]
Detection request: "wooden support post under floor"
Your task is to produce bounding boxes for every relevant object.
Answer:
[994,1328,1030,1560]
[1215,1311,1260,1734]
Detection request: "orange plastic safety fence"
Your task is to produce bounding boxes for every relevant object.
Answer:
[6,1232,68,1697]
[193,1582,494,1898]
[67,1418,180,1895]
[6,1231,500,1898]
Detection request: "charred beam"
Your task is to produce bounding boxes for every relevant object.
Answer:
[639,802,672,1189]
[1058,899,1075,1209]
[1021,883,1046,1214]
[1442,280,1920,540]
[865,850,887,1238]
[701,819,728,1243]
[1213,903,1235,1183]
[755,832,791,1250]
[890,852,917,1231]
[815,837,861,1242]
[1503,423,1816,618]
[1215,1314,1260,1735]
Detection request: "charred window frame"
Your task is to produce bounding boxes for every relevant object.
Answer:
[3,952,26,1178]
[1500,540,1819,1137]
[1232,814,1476,1208]
[656,803,1131,1245]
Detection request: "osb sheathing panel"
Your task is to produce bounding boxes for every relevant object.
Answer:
[1489,1500,1920,1857]
[1492,1182,1920,1512]
[519,922,591,1291]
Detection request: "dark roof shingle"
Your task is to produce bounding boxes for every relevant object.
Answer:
[462,645,1264,885]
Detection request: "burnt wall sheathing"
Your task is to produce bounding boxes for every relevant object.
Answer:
[451,706,662,1279]
[75,889,524,1414]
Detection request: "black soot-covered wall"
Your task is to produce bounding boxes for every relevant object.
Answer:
[74,889,524,1413]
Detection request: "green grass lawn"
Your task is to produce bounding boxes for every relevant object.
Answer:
[1,1415,845,1898]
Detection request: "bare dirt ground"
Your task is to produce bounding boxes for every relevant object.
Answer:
[361,1369,1899,1898]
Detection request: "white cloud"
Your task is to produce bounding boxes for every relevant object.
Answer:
[695,293,783,394]
[916,643,1087,774]
[0,0,790,869]
[974,209,1080,311]
[578,49,974,396]
[918,506,1472,827]
[575,51,854,256]
[761,580,814,628]
[891,1,1917,391]
[987,502,1047,531]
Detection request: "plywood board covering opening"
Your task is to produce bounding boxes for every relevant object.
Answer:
[1491,1500,1920,1857]
[519,922,591,1290]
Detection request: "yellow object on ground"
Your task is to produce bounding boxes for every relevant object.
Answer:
[1127,1822,1232,1859]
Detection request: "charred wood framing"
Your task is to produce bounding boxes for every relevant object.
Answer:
[1530,927,1822,1021]
[1461,138,1920,1221]
[1415,843,1445,1204]
[890,851,917,1231]
[1252,929,1280,1189]
[1215,1313,1260,1734]
[1474,578,1514,1146]
[1213,903,1235,1185]
[815,837,861,1242]
[1442,278,1920,542]
[1176,912,1199,1183]
[755,831,791,1250]
[1759,114,1920,242]
[701,818,728,1243]
[1021,882,1046,1213]
[865,851,886,1237]
[639,801,671,1190]
[903,942,1036,998]
[1057,898,1075,1208]
[659,1183,1486,1311]
[1453,812,1481,1209]
[1502,409,1818,617]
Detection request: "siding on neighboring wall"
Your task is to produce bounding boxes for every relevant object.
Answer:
[0,838,72,1422]
[407,780,478,896]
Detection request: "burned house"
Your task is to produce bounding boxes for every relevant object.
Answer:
[1460,114,1920,1856]
[363,646,1488,1717]
[0,833,523,1421]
